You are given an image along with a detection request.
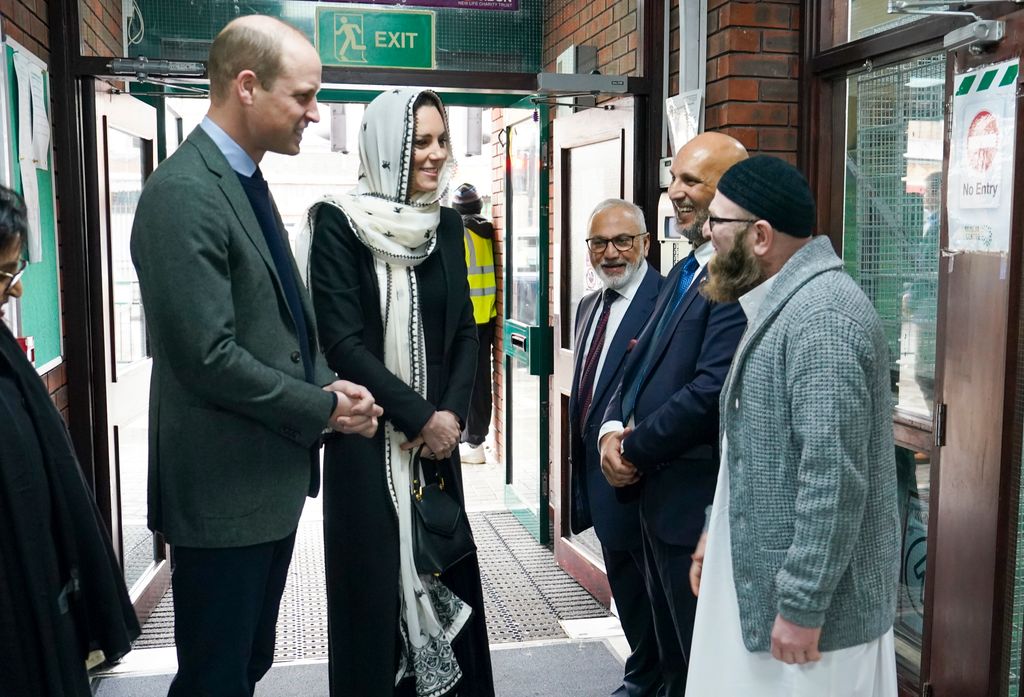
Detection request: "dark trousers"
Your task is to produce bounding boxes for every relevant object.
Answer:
[463,320,495,446]
[167,532,297,697]
[603,545,664,697]
[640,516,697,697]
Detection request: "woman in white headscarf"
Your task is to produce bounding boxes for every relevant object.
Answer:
[305,89,494,697]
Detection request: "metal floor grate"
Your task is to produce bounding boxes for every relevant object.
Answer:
[133,511,609,658]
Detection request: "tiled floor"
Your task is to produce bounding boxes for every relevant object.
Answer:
[462,441,507,512]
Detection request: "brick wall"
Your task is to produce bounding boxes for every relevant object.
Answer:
[4,0,49,61]
[704,0,801,162]
[79,0,121,57]
[489,109,506,461]
[544,0,640,76]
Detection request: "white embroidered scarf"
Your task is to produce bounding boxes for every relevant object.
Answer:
[300,88,469,697]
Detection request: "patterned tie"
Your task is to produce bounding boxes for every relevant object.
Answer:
[578,288,620,429]
[620,254,699,421]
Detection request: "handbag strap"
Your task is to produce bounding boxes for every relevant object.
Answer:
[411,445,446,498]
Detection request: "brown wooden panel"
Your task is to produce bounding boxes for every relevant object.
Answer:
[928,254,1010,697]
[927,14,1024,695]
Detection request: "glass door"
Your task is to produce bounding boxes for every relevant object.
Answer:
[502,103,551,543]
[94,88,167,615]
[549,101,634,597]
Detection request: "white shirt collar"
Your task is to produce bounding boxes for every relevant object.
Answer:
[610,259,648,302]
[738,274,777,321]
[694,240,715,268]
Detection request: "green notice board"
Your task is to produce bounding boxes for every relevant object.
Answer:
[5,42,60,371]
[316,6,435,69]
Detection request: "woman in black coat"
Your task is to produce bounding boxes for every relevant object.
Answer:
[306,89,494,697]
[0,185,139,696]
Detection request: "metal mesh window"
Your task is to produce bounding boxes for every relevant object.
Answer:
[122,0,543,73]
[843,53,945,419]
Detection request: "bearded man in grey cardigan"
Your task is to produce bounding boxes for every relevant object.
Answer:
[684,156,900,697]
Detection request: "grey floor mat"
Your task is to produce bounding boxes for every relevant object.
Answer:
[132,511,610,658]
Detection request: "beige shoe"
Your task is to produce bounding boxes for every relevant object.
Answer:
[460,443,486,464]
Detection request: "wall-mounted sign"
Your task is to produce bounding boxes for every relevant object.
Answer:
[320,0,518,11]
[947,59,1018,253]
[316,6,436,69]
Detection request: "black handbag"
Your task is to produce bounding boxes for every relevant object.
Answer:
[410,446,477,575]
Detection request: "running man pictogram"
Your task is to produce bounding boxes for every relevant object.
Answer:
[335,14,367,63]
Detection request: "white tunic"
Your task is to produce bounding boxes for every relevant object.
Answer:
[685,276,898,697]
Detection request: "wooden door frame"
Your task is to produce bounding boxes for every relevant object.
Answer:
[926,14,1024,696]
[801,3,1024,695]
[551,100,636,604]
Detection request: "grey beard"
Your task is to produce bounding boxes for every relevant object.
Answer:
[676,209,709,247]
[595,257,642,290]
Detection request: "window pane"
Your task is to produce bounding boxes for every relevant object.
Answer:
[842,53,944,417]
[894,445,929,677]
[567,139,622,350]
[847,0,947,43]
[107,128,149,370]
[508,113,540,327]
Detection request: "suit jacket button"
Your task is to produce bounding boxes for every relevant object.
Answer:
[290,351,301,363]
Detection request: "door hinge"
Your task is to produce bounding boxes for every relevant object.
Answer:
[922,681,933,697]
[934,403,947,448]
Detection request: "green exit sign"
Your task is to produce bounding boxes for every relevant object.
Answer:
[316,7,436,70]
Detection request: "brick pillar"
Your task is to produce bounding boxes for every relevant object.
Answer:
[705,0,801,162]
[490,110,506,462]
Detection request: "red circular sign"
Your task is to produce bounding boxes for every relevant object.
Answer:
[967,110,999,174]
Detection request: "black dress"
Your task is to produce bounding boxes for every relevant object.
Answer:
[0,326,139,697]
[310,204,495,697]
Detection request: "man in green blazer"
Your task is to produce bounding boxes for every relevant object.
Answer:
[130,16,380,697]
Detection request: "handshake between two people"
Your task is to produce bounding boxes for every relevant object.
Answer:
[323,380,384,438]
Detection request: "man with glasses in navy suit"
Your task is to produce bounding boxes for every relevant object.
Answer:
[570,199,664,697]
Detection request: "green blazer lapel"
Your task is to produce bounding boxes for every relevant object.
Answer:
[188,128,284,297]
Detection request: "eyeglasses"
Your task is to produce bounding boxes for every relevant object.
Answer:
[1,258,26,294]
[585,232,648,253]
[707,216,758,233]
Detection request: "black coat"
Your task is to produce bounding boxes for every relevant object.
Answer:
[0,325,139,697]
[309,204,494,697]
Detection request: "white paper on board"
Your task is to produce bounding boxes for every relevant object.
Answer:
[12,51,41,263]
[29,63,49,171]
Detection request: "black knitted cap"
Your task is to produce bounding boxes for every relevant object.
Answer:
[716,155,815,237]
[453,183,480,205]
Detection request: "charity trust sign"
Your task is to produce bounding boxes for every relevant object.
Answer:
[316,6,435,69]
[947,59,1019,254]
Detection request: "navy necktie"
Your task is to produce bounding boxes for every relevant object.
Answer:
[620,254,699,421]
[237,167,315,383]
[578,288,620,429]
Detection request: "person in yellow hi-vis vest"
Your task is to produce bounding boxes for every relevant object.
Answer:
[454,183,497,464]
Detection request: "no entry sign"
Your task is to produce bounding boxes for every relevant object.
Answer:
[948,60,1018,253]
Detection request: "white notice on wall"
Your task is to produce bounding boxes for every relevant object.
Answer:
[666,90,702,156]
[29,63,49,171]
[12,51,41,262]
[947,59,1018,253]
